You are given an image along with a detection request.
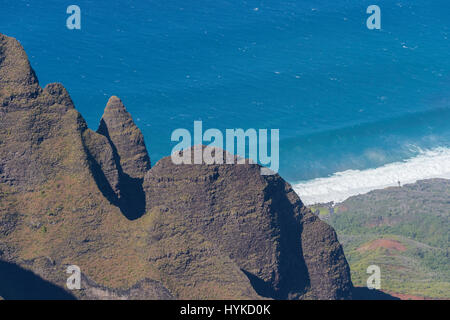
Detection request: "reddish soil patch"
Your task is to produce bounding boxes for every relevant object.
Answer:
[357,239,407,252]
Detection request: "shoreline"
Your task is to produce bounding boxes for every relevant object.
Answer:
[292,147,450,205]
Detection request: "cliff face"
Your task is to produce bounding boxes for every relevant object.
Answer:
[97,96,151,180]
[0,33,352,300]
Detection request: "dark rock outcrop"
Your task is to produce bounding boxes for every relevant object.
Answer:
[0,33,353,300]
[95,96,150,219]
[143,152,310,299]
[300,213,352,299]
[83,129,122,199]
[97,96,151,179]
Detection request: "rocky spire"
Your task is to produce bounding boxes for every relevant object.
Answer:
[0,34,41,108]
[97,96,151,179]
[0,33,356,300]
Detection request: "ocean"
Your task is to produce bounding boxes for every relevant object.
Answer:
[2,0,449,204]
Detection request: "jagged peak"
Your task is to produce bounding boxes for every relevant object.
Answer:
[0,33,355,300]
[43,83,75,109]
[0,33,39,89]
[97,96,151,180]
[104,95,126,111]
[98,96,135,133]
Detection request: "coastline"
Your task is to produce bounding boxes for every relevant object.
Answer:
[292,147,450,205]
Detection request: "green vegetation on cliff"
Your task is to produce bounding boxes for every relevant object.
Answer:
[316,179,449,299]
[0,33,353,300]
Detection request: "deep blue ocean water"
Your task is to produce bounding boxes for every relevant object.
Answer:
[2,1,450,201]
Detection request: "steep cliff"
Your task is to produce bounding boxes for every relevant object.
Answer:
[0,33,353,300]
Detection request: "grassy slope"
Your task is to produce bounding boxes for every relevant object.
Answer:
[312,179,449,299]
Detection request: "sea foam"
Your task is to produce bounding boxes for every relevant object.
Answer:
[293,147,450,205]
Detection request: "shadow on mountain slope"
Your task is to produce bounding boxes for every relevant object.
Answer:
[352,287,400,300]
[96,119,146,221]
[0,260,76,300]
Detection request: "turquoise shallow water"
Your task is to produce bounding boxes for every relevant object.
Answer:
[1,0,449,184]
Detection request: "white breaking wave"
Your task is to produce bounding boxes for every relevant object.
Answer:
[293,147,450,205]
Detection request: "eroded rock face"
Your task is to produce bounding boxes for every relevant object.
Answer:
[94,96,150,219]
[97,96,151,179]
[300,213,353,299]
[0,33,353,300]
[0,33,41,108]
[142,149,352,299]
[0,34,89,189]
[83,129,121,199]
[143,154,308,299]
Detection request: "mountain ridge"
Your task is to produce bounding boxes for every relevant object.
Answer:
[0,33,353,300]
